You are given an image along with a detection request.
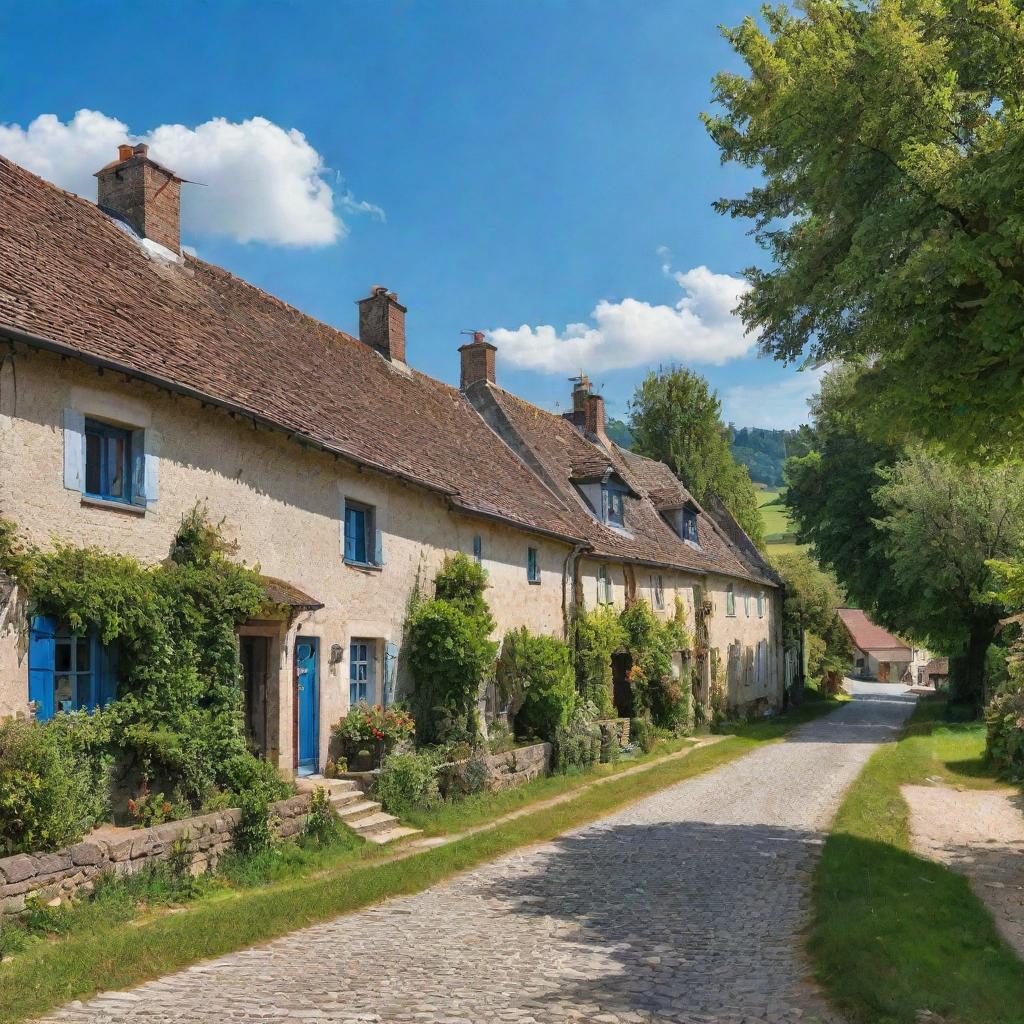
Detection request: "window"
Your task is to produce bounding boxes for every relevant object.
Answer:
[84,419,133,504]
[601,484,626,528]
[344,499,382,565]
[597,565,613,605]
[726,583,736,617]
[757,591,765,618]
[653,574,665,610]
[472,534,482,564]
[28,616,117,720]
[744,593,751,617]
[527,546,540,583]
[681,508,699,544]
[349,641,373,705]
[64,409,158,509]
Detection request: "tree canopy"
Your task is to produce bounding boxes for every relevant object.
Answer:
[705,0,1024,459]
[786,366,1024,701]
[628,367,766,547]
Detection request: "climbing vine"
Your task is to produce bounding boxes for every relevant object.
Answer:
[620,596,691,731]
[0,507,289,838]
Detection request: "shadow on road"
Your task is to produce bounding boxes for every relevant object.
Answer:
[474,819,836,1022]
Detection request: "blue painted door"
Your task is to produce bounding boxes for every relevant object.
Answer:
[294,637,319,775]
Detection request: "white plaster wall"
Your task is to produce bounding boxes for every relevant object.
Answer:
[0,349,569,770]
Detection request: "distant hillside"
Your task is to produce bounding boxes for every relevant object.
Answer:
[729,426,812,487]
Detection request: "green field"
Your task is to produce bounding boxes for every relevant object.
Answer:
[757,488,802,553]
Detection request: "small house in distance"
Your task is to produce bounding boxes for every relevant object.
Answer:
[837,608,912,682]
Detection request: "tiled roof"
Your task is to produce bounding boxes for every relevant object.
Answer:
[837,608,911,655]
[479,385,777,585]
[0,155,583,543]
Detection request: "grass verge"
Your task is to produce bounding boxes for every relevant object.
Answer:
[810,696,1024,1024]
[1,695,842,1023]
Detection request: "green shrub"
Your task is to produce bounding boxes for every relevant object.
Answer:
[629,717,656,754]
[0,713,113,855]
[4,508,274,829]
[376,751,440,814]
[620,599,691,732]
[302,787,342,847]
[575,608,626,717]
[498,627,575,743]
[986,679,1024,779]
[553,700,601,773]
[224,752,290,855]
[407,555,497,747]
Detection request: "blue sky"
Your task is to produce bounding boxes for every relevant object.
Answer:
[0,0,820,429]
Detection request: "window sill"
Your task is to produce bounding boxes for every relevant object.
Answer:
[528,579,541,586]
[344,559,383,573]
[81,495,146,517]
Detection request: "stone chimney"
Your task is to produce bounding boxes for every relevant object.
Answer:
[584,392,608,442]
[459,331,497,389]
[358,286,407,363]
[95,143,183,253]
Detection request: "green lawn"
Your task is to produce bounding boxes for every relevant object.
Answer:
[757,487,804,553]
[811,697,1024,1024]
[0,697,844,1023]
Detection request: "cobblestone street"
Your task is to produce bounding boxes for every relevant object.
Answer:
[41,684,915,1024]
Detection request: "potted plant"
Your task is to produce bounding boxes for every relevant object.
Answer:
[332,703,416,769]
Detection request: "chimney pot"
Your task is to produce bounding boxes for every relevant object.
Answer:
[358,286,407,363]
[459,332,497,389]
[95,143,182,253]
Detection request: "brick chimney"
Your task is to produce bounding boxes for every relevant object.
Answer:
[584,392,608,442]
[358,286,407,363]
[459,331,497,389]
[95,143,183,253]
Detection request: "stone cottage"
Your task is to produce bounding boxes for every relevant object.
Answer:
[0,145,783,777]
[837,608,912,683]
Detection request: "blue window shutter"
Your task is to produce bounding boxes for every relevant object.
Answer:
[144,429,160,505]
[384,641,399,706]
[374,527,384,566]
[63,409,85,492]
[130,429,147,506]
[28,615,57,720]
[473,535,482,564]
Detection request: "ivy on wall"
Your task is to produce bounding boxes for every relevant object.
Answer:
[0,507,289,852]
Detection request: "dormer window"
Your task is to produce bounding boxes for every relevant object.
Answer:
[601,484,626,528]
[681,508,698,544]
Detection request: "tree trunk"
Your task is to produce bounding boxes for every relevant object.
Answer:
[954,618,997,707]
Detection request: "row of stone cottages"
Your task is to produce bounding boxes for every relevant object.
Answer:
[0,144,783,779]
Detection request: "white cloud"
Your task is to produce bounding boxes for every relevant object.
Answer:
[489,266,756,374]
[0,109,379,247]
[721,366,826,430]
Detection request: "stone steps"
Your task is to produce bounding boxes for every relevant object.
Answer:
[297,775,421,845]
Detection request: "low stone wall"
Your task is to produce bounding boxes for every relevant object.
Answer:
[0,793,311,915]
[479,741,551,791]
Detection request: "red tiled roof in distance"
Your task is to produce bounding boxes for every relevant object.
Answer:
[837,608,912,655]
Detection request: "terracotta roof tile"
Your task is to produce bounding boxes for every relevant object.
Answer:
[837,608,911,654]
[482,386,776,585]
[0,155,583,543]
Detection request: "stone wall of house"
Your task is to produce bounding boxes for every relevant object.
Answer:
[0,794,311,916]
[577,558,785,712]
[0,348,571,770]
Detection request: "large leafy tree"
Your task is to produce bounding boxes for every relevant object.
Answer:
[628,367,766,547]
[874,452,1024,701]
[705,0,1024,458]
[787,367,1024,702]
